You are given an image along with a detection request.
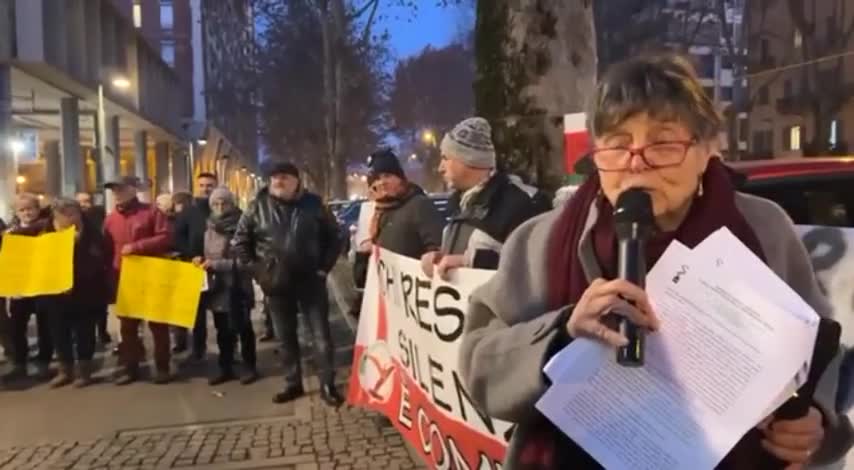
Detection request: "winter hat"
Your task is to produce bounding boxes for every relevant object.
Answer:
[367,149,406,183]
[209,187,235,205]
[264,161,300,179]
[440,117,496,169]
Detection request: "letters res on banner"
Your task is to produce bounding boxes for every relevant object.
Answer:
[115,255,204,328]
[347,248,513,470]
[0,228,75,297]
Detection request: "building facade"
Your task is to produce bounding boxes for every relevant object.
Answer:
[745,0,854,159]
[1,0,189,219]
[110,0,259,202]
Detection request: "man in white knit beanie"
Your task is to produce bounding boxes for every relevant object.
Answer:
[422,117,549,280]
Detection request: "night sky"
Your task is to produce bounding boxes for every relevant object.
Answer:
[380,2,463,60]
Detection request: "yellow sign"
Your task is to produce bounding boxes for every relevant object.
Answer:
[115,256,205,328]
[0,228,75,297]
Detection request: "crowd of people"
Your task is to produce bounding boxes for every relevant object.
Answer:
[0,51,850,468]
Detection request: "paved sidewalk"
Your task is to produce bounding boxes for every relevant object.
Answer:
[0,277,423,470]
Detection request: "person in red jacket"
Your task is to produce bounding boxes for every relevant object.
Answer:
[103,176,173,385]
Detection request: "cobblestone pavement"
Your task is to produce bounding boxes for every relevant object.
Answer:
[0,396,417,470]
[0,272,424,470]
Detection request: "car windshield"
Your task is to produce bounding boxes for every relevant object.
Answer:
[742,174,854,227]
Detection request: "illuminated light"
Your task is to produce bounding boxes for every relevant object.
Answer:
[112,76,131,89]
[360,175,367,183]
[16,175,26,184]
[9,139,24,153]
[197,139,208,146]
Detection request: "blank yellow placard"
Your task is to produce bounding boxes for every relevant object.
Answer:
[0,228,75,297]
[115,256,205,328]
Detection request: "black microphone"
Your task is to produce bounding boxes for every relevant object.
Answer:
[614,188,655,367]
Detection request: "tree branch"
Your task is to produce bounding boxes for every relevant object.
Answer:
[359,0,382,45]
[349,0,380,21]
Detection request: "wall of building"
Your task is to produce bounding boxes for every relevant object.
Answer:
[746,0,854,159]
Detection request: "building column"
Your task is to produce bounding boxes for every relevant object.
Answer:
[44,141,62,198]
[154,142,171,195]
[60,97,83,197]
[101,114,120,211]
[0,65,13,222]
[133,131,150,202]
[171,149,189,193]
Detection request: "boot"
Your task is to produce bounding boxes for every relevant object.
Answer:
[50,363,74,388]
[115,364,139,386]
[259,332,275,342]
[240,368,260,385]
[75,361,95,388]
[153,367,171,385]
[209,368,236,386]
[272,384,305,404]
[320,383,344,408]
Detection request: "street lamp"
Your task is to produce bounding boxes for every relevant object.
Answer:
[422,130,436,146]
[112,77,131,90]
[97,73,131,210]
[8,139,24,153]
[15,175,26,185]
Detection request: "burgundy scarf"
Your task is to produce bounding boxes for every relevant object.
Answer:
[518,158,768,469]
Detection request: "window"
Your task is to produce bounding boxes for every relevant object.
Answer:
[132,2,142,28]
[753,129,773,154]
[743,177,854,227]
[758,85,769,105]
[160,1,174,30]
[794,28,803,48]
[787,125,802,151]
[827,16,838,44]
[760,38,770,63]
[161,40,176,67]
[720,86,733,102]
[699,55,716,78]
[783,80,792,99]
[738,116,749,141]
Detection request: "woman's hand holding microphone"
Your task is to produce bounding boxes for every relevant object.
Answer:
[566,278,660,346]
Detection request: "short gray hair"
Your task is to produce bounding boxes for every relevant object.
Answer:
[51,197,82,216]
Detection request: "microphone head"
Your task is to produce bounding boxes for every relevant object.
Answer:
[614,188,654,227]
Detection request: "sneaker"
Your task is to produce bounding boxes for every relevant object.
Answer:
[259,333,275,343]
[272,385,305,404]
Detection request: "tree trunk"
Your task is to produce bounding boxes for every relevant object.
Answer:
[475,0,597,190]
[329,0,348,199]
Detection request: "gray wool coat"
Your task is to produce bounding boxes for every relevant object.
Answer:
[459,192,853,469]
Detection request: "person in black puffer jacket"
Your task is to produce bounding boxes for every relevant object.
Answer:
[232,161,343,407]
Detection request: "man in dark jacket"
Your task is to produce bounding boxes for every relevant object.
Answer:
[233,162,343,407]
[103,176,173,385]
[172,172,217,359]
[76,192,111,345]
[366,149,444,260]
[422,117,549,279]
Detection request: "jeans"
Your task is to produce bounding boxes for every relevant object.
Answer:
[9,298,53,366]
[212,308,257,371]
[118,318,171,371]
[268,276,335,388]
[48,304,96,364]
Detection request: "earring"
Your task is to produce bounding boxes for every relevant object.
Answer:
[697,181,704,198]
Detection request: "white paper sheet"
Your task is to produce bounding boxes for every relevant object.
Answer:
[536,237,819,470]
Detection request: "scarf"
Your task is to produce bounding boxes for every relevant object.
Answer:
[115,197,141,214]
[369,183,420,243]
[208,208,243,238]
[518,158,767,469]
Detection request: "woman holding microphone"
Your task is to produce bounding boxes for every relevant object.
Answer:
[458,53,850,469]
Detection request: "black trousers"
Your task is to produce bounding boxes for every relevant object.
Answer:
[47,303,96,364]
[268,277,336,387]
[0,297,11,356]
[213,308,257,371]
[9,298,53,366]
[263,298,275,337]
[96,305,109,336]
[173,294,208,355]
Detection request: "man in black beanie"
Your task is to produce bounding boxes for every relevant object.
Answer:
[232,161,344,407]
[365,149,444,260]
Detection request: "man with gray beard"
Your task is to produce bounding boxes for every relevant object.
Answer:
[232,162,343,407]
